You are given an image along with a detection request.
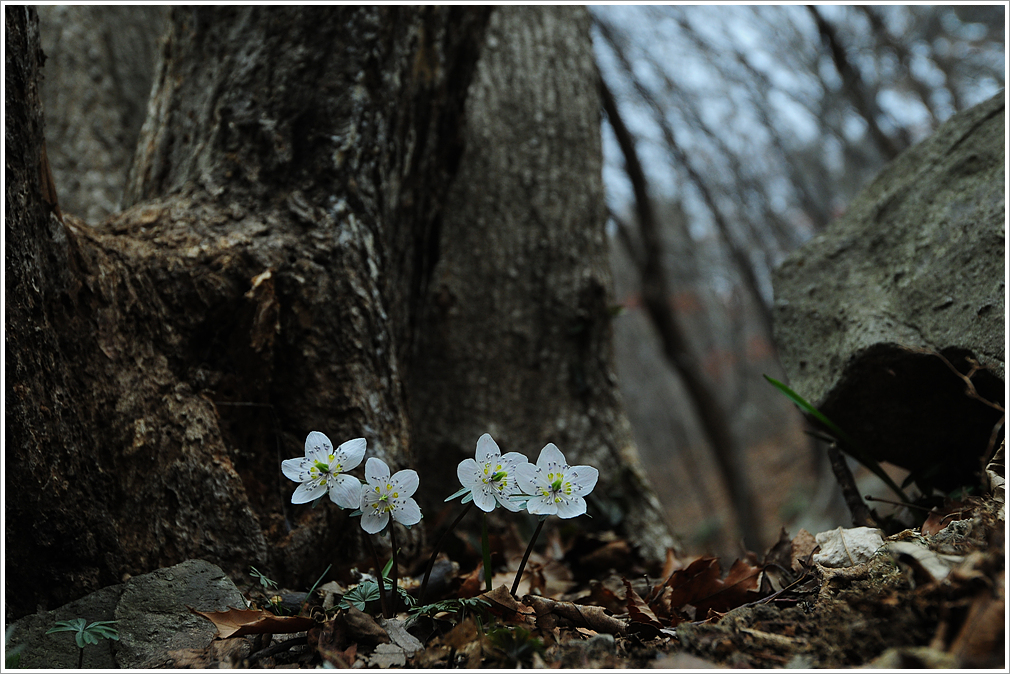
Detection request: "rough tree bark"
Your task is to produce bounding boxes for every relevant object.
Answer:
[7,6,674,620]
[409,7,674,559]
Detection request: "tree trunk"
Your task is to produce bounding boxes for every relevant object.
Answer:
[410,6,674,559]
[36,5,168,222]
[6,6,674,620]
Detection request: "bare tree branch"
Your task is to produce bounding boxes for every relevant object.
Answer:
[601,76,763,552]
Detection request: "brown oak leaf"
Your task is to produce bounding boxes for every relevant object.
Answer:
[188,606,316,639]
[623,578,664,628]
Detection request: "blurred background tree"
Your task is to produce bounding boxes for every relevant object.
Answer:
[592,4,1004,556]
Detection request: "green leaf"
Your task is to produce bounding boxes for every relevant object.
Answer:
[87,622,119,640]
[763,375,910,503]
[444,486,470,502]
[508,495,531,509]
[46,619,87,635]
[763,376,858,445]
[250,566,279,590]
[338,580,380,611]
[308,564,332,596]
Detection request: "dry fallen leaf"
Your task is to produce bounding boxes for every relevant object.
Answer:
[813,527,884,568]
[188,606,316,639]
[525,595,628,635]
[921,502,969,537]
[456,564,486,599]
[479,584,536,625]
[623,579,663,628]
[948,577,1005,667]
[584,576,627,614]
[655,555,763,624]
[334,606,391,647]
[790,529,819,573]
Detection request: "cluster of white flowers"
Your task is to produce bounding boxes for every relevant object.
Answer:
[456,433,599,519]
[282,430,597,532]
[282,432,421,534]
[283,428,599,608]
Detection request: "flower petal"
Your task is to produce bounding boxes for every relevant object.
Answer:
[361,485,382,508]
[335,437,367,470]
[525,494,557,516]
[361,507,389,534]
[391,469,419,498]
[536,443,567,471]
[291,480,325,504]
[555,495,587,519]
[566,465,599,495]
[457,458,481,488]
[281,457,311,483]
[515,462,542,493]
[305,431,333,459]
[472,486,497,512]
[365,457,390,484]
[392,497,422,526]
[494,489,525,512]
[500,452,527,469]
[475,433,501,463]
[328,474,363,509]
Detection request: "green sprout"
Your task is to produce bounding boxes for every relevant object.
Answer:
[250,566,279,591]
[46,619,119,668]
[408,596,491,625]
[764,375,910,503]
[338,559,414,613]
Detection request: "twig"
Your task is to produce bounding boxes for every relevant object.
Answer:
[929,352,1004,413]
[864,495,933,512]
[826,442,877,527]
[247,636,308,664]
[918,349,1005,463]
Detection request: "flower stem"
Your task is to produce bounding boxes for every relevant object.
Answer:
[388,524,400,617]
[510,517,546,599]
[364,533,390,619]
[481,512,493,592]
[419,501,473,604]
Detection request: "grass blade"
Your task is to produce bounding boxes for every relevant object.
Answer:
[764,375,910,503]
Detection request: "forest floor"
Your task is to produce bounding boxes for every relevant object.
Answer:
[180,458,1005,669]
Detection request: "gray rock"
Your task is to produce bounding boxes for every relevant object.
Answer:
[6,559,247,669]
[772,94,1005,490]
[114,558,246,668]
[7,584,124,668]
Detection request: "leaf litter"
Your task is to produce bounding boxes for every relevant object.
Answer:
[179,480,1003,668]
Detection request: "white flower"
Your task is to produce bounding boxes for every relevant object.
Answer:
[281,432,365,509]
[456,433,528,512]
[515,443,598,518]
[360,457,423,534]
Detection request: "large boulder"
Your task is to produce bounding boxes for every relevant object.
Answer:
[772,94,1004,492]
